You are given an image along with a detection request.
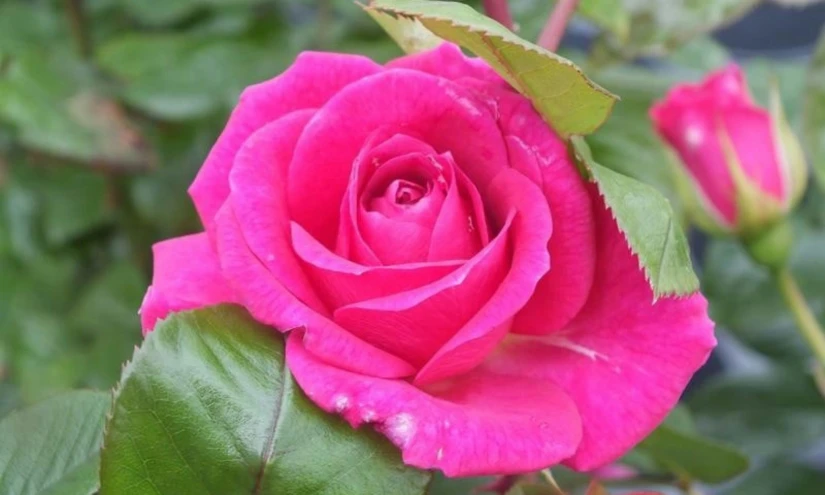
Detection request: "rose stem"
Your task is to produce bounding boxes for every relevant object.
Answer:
[482,0,514,30]
[774,267,825,367]
[538,0,581,52]
[63,0,92,59]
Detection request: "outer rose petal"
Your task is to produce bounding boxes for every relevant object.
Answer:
[487,189,716,471]
[387,43,503,85]
[286,332,582,477]
[189,52,382,234]
[287,69,508,247]
[139,233,237,334]
[229,110,326,312]
[214,204,416,378]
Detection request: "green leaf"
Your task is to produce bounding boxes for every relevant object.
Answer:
[97,34,292,121]
[367,0,618,137]
[100,305,431,494]
[365,7,442,54]
[803,27,825,191]
[0,49,152,170]
[638,417,749,483]
[0,390,110,495]
[722,460,825,495]
[572,137,699,297]
[689,367,825,459]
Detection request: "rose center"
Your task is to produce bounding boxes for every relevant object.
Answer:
[391,179,428,206]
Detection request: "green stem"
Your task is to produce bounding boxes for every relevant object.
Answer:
[774,268,825,366]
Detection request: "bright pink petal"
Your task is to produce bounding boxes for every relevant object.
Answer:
[334,214,513,367]
[139,233,237,334]
[488,190,716,470]
[287,69,508,247]
[292,221,463,310]
[286,332,582,477]
[428,163,488,260]
[228,109,326,312]
[651,105,736,223]
[478,89,597,335]
[189,52,382,234]
[214,204,415,378]
[415,168,553,385]
[720,106,785,201]
[387,43,503,86]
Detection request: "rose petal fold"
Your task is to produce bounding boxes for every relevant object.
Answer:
[288,69,508,247]
[487,189,716,470]
[139,233,237,334]
[190,52,382,234]
[286,331,583,477]
[214,203,416,378]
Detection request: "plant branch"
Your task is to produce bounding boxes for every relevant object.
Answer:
[64,0,92,58]
[482,0,514,30]
[775,267,825,366]
[538,0,581,51]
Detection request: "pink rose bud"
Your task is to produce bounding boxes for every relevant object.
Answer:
[650,65,807,245]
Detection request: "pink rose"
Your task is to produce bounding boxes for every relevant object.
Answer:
[650,65,807,234]
[140,44,715,476]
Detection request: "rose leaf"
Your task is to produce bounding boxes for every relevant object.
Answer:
[366,0,618,137]
[99,305,431,495]
[0,390,110,495]
[572,136,700,298]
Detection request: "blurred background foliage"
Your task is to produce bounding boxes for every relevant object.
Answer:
[1,0,825,493]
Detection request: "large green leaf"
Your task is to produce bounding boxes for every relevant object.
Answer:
[367,0,618,137]
[803,27,825,191]
[572,137,699,297]
[100,305,431,494]
[0,390,110,495]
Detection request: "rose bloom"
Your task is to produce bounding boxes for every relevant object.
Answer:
[140,44,715,476]
[650,65,807,235]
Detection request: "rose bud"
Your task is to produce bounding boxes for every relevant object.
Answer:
[650,65,807,267]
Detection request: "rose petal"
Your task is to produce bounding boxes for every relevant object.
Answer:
[287,331,582,477]
[139,233,237,334]
[415,168,553,385]
[214,203,416,378]
[479,88,596,335]
[288,69,508,247]
[228,109,326,312]
[651,105,736,223]
[292,222,462,310]
[387,43,503,86]
[488,189,716,470]
[428,163,488,261]
[333,213,513,368]
[719,106,785,201]
[190,52,382,234]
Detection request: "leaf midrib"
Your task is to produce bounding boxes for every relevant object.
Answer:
[251,354,290,494]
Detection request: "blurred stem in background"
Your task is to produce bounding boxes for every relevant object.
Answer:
[538,0,580,51]
[774,267,825,368]
[63,0,91,59]
[482,0,514,30]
